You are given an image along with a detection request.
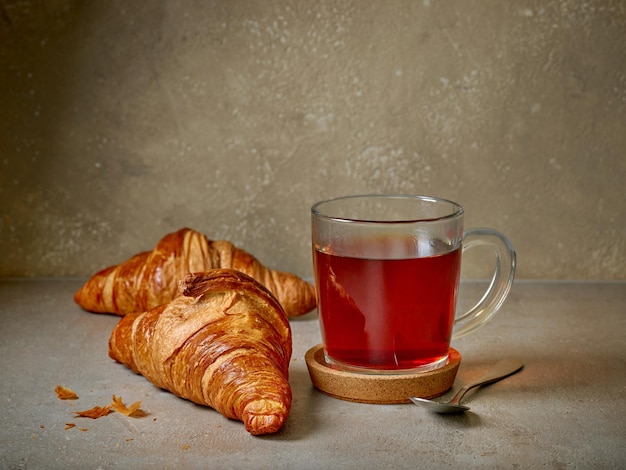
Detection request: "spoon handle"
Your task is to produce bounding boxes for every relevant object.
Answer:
[449,359,524,405]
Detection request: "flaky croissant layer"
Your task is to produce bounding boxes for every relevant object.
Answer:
[108,269,293,435]
[74,227,317,318]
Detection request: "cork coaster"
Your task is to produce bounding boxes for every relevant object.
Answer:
[305,344,461,404]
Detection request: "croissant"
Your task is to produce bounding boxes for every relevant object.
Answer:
[108,269,292,435]
[74,227,316,318]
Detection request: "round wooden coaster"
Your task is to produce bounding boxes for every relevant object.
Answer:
[305,344,461,404]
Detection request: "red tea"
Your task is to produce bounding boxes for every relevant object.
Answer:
[314,236,461,370]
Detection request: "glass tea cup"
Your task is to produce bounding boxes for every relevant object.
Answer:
[311,194,516,374]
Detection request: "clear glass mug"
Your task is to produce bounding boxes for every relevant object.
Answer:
[311,194,516,374]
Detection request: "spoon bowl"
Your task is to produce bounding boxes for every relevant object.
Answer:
[410,358,523,414]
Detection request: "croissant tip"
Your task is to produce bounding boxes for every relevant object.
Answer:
[242,396,291,435]
[244,413,288,436]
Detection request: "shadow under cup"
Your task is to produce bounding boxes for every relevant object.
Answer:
[311,194,516,375]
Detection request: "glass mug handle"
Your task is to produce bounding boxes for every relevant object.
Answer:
[452,228,517,339]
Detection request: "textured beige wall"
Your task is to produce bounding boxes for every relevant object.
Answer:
[1,0,625,280]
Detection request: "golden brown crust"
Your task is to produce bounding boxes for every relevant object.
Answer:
[74,228,316,317]
[108,269,292,435]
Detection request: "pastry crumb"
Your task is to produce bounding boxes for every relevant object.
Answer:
[55,385,78,400]
[75,405,112,419]
[111,394,146,417]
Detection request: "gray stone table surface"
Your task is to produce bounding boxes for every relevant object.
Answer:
[1,279,624,469]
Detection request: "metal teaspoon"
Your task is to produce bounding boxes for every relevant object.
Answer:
[409,358,524,414]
